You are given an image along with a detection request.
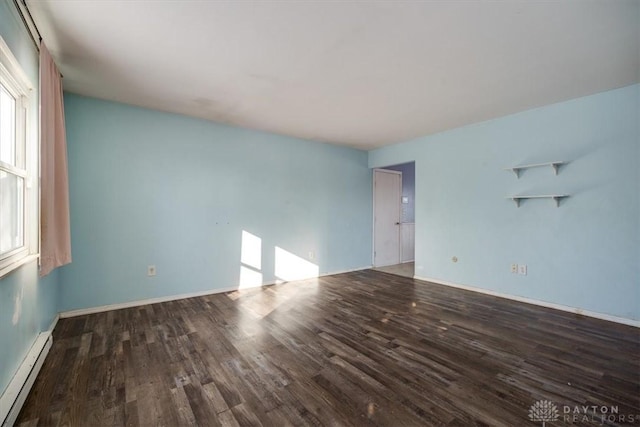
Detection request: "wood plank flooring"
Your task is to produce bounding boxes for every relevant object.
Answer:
[372,262,414,278]
[17,270,640,426]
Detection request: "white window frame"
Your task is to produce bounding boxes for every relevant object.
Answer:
[0,36,38,278]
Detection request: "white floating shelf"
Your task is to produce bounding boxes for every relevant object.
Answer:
[505,161,565,178]
[508,194,569,208]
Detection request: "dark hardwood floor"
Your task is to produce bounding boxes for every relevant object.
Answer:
[17,270,640,426]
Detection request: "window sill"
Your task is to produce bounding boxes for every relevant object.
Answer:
[0,254,39,280]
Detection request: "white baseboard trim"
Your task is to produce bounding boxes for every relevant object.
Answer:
[321,266,372,276]
[48,314,59,332]
[59,286,263,318]
[60,266,372,319]
[414,275,640,328]
[0,332,53,427]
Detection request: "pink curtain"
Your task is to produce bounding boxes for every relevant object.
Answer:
[40,42,71,276]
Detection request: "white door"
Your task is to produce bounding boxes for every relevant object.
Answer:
[373,169,401,267]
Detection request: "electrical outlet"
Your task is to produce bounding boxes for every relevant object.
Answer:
[147,265,156,276]
[518,264,527,276]
[511,264,518,274]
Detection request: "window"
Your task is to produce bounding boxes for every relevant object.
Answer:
[0,37,36,277]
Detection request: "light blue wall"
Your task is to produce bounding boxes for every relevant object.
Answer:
[0,1,61,396]
[370,84,640,321]
[385,162,415,223]
[0,268,59,394]
[59,94,372,312]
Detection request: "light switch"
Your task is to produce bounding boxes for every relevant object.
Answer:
[402,196,409,204]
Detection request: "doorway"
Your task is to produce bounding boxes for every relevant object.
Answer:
[373,169,401,267]
[372,163,415,278]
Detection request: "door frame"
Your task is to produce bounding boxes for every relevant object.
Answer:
[372,168,402,267]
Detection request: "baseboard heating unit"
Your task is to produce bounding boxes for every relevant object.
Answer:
[0,332,52,427]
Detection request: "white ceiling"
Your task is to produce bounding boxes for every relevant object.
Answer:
[28,0,639,150]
